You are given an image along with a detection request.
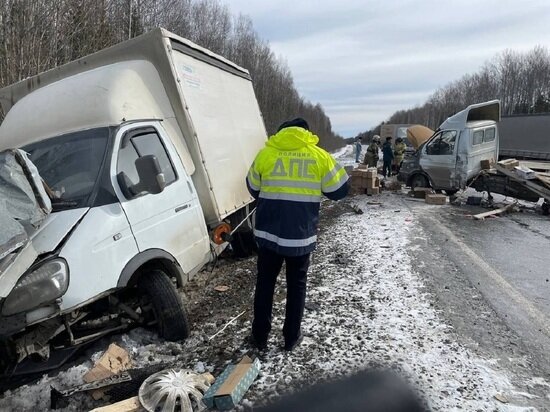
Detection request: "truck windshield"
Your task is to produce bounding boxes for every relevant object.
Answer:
[23,128,110,211]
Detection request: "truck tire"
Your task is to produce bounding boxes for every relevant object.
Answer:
[139,270,190,341]
[410,174,429,189]
[231,231,258,258]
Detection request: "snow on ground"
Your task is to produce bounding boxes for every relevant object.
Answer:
[241,193,540,411]
[1,158,545,411]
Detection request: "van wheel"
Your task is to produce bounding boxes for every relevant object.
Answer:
[231,231,258,258]
[410,174,429,189]
[138,270,190,341]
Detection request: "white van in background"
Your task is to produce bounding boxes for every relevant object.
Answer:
[399,100,500,195]
[0,28,266,372]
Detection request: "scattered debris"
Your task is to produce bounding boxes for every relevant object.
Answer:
[208,310,247,341]
[351,204,364,214]
[89,396,142,412]
[214,285,230,292]
[425,194,447,205]
[83,343,132,400]
[139,369,211,412]
[85,344,132,383]
[410,187,434,199]
[497,159,520,170]
[514,165,536,180]
[473,203,516,220]
[202,356,260,410]
[384,180,402,191]
[493,393,509,404]
[51,372,133,409]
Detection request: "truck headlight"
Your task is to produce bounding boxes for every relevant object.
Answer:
[2,259,69,316]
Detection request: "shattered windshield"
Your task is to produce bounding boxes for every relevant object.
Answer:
[23,128,110,211]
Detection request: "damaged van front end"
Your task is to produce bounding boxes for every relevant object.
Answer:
[399,100,500,194]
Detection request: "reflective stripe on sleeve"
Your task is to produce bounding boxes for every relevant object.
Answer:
[321,163,343,185]
[323,172,348,193]
[247,176,260,191]
[259,192,321,203]
[254,229,317,247]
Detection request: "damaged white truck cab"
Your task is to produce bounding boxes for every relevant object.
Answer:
[0,28,266,372]
[399,100,500,195]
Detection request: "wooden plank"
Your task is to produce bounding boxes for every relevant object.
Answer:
[473,204,514,220]
[519,160,550,172]
[89,396,143,412]
[495,164,550,202]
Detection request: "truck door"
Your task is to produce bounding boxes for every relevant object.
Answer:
[419,130,458,189]
[112,122,210,275]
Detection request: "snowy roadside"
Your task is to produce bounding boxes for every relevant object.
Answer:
[1,184,546,409]
[242,193,540,411]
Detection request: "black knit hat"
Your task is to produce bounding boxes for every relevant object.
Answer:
[277,118,310,132]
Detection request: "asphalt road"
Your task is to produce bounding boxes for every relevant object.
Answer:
[404,194,550,406]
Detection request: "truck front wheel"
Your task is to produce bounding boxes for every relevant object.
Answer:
[410,174,429,189]
[138,270,190,341]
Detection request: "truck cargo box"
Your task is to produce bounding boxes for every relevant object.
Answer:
[0,28,267,226]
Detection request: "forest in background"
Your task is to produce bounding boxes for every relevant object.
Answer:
[358,46,550,140]
[0,0,345,150]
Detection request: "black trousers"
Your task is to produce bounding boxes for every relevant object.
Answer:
[383,160,392,177]
[252,247,310,346]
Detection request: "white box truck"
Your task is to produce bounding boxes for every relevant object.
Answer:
[0,28,266,372]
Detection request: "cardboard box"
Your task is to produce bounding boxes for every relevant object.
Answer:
[366,168,377,178]
[497,159,519,170]
[202,356,261,410]
[425,193,447,205]
[514,165,536,180]
[356,164,368,170]
[366,187,379,195]
[480,159,493,170]
[84,344,131,383]
[364,177,378,189]
[412,187,433,198]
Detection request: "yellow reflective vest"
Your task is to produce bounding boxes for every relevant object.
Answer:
[246,127,348,255]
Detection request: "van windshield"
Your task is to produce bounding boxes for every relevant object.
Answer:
[23,128,110,211]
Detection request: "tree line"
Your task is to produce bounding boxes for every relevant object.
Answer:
[0,0,344,150]
[359,46,550,139]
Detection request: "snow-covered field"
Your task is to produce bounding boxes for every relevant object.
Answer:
[1,151,548,411]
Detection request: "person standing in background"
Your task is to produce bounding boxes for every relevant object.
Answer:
[393,137,407,175]
[382,136,394,178]
[354,137,362,163]
[364,135,380,167]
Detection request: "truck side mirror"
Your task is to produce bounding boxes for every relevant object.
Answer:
[134,155,166,195]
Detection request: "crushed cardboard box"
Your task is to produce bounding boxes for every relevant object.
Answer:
[84,343,132,400]
[202,356,260,410]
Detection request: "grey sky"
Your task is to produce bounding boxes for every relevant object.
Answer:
[221,0,550,137]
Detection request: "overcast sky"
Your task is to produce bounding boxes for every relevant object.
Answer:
[220,0,550,137]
